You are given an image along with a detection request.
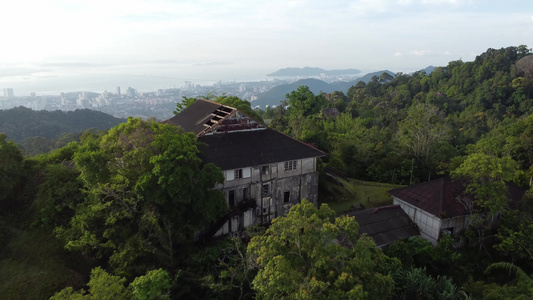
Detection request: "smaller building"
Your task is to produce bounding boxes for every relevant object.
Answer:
[389,177,525,245]
[345,205,419,248]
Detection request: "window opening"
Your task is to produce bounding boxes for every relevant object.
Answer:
[284,160,297,171]
[261,165,269,175]
[284,191,290,203]
[229,190,235,208]
[262,184,270,197]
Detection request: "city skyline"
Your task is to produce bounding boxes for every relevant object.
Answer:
[1,0,532,95]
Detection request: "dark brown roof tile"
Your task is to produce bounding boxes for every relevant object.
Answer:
[199,128,325,170]
[345,205,419,247]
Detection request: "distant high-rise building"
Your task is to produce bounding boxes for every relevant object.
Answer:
[3,88,14,98]
[126,87,136,98]
[116,86,121,97]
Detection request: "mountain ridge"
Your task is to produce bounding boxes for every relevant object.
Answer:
[267,67,361,77]
[254,70,395,108]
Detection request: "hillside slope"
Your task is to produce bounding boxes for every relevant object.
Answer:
[0,107,125,143]
[253,70,394,108]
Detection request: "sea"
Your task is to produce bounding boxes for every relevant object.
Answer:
[0,68,273,96]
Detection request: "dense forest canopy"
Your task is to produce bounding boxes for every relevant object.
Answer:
[0,107,126,155]
[260,45,533,186]
[1,45,533,299]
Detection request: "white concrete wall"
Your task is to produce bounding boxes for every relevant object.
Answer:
[393,197,441,244]
[243,210,253,228]
[301,157,315,173]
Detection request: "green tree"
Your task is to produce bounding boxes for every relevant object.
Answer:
[397,103,448,161]
[379,72,394,83]
[392,267,463,300]
[465,262,533,299]
[130,268,172,300]
[495,210,533,266]
[173,96,197,115]
[325,91,348,112]
[0,133,25,211]
[51,267,131,300]
[396,103,451,182]
[32,162,84,228]
[451,153,520,216]
[248,200,394,299]
[51,267,172,300]
[202,237,257,300]
[56,118,226,275]
[286,86,328,117]
[385,235,463,281]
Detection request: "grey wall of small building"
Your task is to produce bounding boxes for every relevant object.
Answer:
[393,197,441,244]
[393,197,468,245]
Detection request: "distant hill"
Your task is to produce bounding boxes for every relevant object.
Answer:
[424,66,435,74]
[267,67,361,77]
[253,70,394,108]
[0,106,126,144]
[416,66,435,74]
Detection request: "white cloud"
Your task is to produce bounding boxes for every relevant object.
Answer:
[348,0,389,15]
[421,0,462,5]
[0,0,531,85]
[410,50,432,56]
[396,0,414,5]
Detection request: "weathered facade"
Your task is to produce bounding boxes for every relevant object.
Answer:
[163,99,325,237]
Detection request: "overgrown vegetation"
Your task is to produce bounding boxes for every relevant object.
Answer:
[1,45,533,298]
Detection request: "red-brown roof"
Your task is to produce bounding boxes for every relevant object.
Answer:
[388,177,526,219]
[389,177,470,218]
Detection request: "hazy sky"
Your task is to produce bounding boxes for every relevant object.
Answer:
[1,0,532,94]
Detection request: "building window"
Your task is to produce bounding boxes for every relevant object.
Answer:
[261,165,269,175]
[284,160,297,171]
[229,168,250,180]
[229,190,235,208]
[284,191,290,203]
[262,184,270,197]
[243,187,249,200]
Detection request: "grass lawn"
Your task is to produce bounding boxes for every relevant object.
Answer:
[320,176,405,214]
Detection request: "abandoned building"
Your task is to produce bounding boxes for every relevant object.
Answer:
[163,99,325,237]
[389,177,525,245]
